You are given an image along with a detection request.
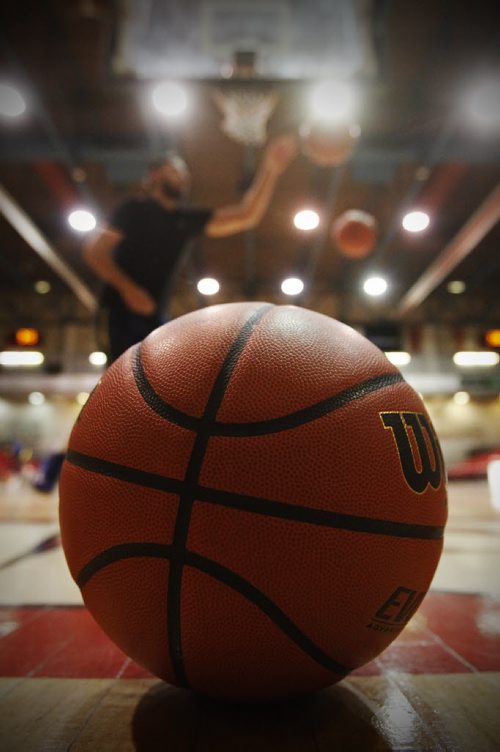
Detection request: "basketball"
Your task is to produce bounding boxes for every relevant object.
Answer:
[59,302,447,702]
[300,120,360,167]
[331,209,378,258]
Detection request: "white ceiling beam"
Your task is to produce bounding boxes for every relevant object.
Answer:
[0,184,97,313]
[399,183,500,315]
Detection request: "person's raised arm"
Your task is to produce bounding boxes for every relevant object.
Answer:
[83,226,156,315]
[204,134,298,238]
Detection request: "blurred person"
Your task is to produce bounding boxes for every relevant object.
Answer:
[84,134,298,363]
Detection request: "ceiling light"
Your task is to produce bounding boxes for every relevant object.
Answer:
[197,278,220,295]
[453,351,499,367]
[0,83,26,118]
[281,277,304,296]
[34,280,51,294]
[68,209,97,233]
[415,165,431,182]
[0,351,44,367]
[151,81,188,118]
[402,211,430,232]
[363,276,388,296]
[293,209,320,231]
[89,351,107,366]
[484,329,500,348]
[309,80,356,122]
[72,167,87,183]
[464,79,500,130]
[447,280,466,294]
[15,327,40,346]
[453,391,470,405]
[28,391,45,406]
[385,351,411,366]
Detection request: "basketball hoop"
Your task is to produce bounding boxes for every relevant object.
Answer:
[212,86,279,147]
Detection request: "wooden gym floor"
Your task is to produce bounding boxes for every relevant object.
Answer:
[0,478,499,751]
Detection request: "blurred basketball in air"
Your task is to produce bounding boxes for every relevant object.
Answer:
[300,121,361,167]
[59,302,447,703]
[331,209,378,258]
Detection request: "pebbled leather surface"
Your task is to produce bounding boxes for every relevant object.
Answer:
[59,302,447,701]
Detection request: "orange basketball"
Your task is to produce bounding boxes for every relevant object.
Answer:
[59,302,447,702]
[331,209,378,258]
[300,120,360,167]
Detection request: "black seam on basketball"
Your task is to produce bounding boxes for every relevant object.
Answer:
[166,304,273,688]
[66,449,184,495]
[75,542,350,677]
[185,549,349,676]
[65,450,445,541]
[213,372,405,435]
[133,348,405,435]
[194,486,445,540]
[132,344,202,432]
[77,542,172,588]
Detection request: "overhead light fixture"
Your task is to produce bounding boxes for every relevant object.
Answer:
[453,391,470,405]
[89,351,107,366]
[463,79,500,131]
[385,351,411,366]
[447,280,466,294]
[363,276,388,296]
[309,80,356,122]
[151,81,188,118]
[197,278,220,295]
[281,277,304,296]
[453,351,499,367]
[402,211,430,233]
[68,209,97,233]
[28,391,45,406]
[0,82,26,118]
[34,280,51,294]
[72,167,87,183]
[14,327,40,346]
[415,165,432,182]
[293,209,320,231]
[484,329,500,348]
[0,351,44,367]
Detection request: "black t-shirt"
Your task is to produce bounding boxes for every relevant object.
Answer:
[102,198,213,307]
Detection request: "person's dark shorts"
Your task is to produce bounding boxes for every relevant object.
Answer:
[103,300,167,364]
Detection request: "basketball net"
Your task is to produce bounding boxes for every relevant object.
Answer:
[212,87,279,147]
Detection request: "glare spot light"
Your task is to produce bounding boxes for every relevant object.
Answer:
[453,351,499,367]
[15,328,40,346]
[0,351,44,367]
[28,391,45,406]
[281,277,304,296]
[385,351,411,366]
[68,209,96,233]
[402,211,430,233]
[197,278,220,296]
[309,80,356,123]
[89,351,107,367]
[447,280,466,295]
[0,82,26,118]
[293,210,320,231]
[485,329,500,348]
[34,280,51,295]
[76,392,90,406]
[453,391,470,406]
[151,81,188,118]
[464,79,500,131]
[363,276,388,297]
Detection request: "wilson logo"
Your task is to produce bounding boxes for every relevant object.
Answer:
[380,411,444,494]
